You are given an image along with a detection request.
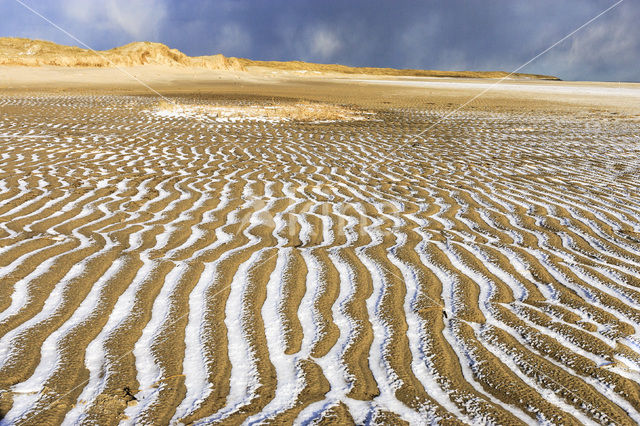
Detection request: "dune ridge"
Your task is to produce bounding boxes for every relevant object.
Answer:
[0,37,560,80]
[238,58,561,80]
[0,38,245,71]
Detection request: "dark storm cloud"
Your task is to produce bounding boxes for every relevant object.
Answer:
[1,0,638,81]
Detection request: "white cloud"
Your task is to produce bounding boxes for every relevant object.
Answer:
[213,23,251,55]
[534,5,639,80]
[105,0,167,40]
[275,24,343,62]
[567,16,636,65]
[307,27,342,60]
[62,0,167,40]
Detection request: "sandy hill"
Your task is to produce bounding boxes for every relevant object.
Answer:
[0,37,559,80]
[239,58,560,80]
[0,37,245,71]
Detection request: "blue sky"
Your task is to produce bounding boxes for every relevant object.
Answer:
[1,0,638,81]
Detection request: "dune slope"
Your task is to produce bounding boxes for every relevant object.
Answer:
[0,38,245,71]
[0,37,560,80]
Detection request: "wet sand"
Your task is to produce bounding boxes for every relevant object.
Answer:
[1,66,640,424]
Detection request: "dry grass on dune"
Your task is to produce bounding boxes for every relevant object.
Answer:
[154,100,371,122]
[0,37,560,81]
[0,37,245,71]
[238,58,561,80]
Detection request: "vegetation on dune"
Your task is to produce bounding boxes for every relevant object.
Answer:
[0,37,245,70]
[0,37,560,80]
[237,57,561,80]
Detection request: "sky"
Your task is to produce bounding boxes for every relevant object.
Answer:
[1,0,638,82]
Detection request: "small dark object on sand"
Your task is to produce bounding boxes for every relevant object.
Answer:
[123,386,137,401]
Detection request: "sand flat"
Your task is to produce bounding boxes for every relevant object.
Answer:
[0,66,640,425]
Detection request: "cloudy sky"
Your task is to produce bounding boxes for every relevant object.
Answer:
[1,0,638,81]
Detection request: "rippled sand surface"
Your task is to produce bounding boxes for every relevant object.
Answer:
[1,76,640,425]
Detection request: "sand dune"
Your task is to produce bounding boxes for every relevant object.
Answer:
[0,38,245,71]
[239,58,560,81]
[0,37,560,81]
